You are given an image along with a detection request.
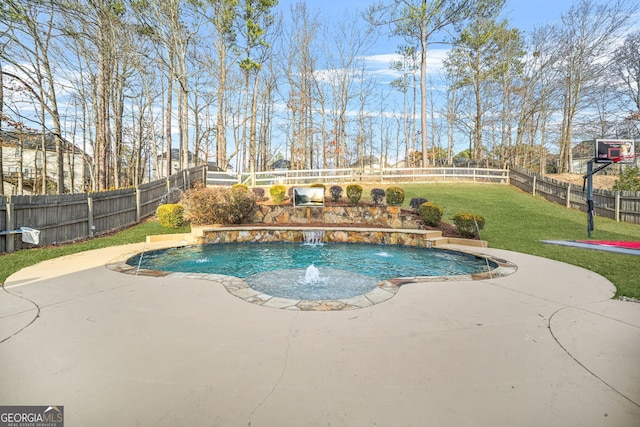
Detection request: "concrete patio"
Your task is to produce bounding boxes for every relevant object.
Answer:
[1,242,639,426]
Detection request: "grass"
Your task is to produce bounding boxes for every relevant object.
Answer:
[0,221,190,287]
[400,183,640,299]
[2,183,639,299]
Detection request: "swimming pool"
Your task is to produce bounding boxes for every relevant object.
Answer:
[127,242,496,300]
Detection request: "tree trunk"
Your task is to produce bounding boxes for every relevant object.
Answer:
[165,75,173,177]
[420,22,428,167]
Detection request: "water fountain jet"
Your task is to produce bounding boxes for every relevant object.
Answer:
[304,264,320,283]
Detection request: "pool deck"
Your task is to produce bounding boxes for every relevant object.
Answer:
[1,241,639,426]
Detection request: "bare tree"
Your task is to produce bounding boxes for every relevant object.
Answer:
[0,0,67,193]
[552,0,635,173]
[612,30,640,115]
[369,0,502,166]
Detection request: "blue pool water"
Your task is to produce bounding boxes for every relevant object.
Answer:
[128,243,494,300]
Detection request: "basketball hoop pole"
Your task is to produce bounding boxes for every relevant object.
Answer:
[583,158,615,237]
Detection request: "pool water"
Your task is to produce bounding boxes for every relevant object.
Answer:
[128,242,495,300]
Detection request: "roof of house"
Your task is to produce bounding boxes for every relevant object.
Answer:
[157,148,196,162]
[350,155,381,167]
[0,131,86,155]
[271,159,291,170]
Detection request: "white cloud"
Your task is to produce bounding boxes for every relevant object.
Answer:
[363,48,450,78]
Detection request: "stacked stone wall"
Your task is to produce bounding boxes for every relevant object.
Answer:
[252,205,424,229]
[197,227,438,248]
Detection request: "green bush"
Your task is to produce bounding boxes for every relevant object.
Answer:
[156,204,185,228]
[453,212,485,238]
[270,184,287,203]
[418,202,443,227]
[346,184,363,206]
[181,187,257,225]
[612,166,640,191]
[385,186,405,206]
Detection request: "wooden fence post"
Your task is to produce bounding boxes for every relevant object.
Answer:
[87,195,95,238]
[6,196,16,253]
[135,188,142,223]
[532,175,537,197]
[566,185,571,208]
[615,192,621,222]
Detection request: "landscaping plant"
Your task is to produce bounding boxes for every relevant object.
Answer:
[329,185,343,202]
[452,212,485,238]
[156,204,185,228]
[410,197,429,212]
[346,184,363,206]
[181,186,257,225]
[418,202,443,227]
[252,187,265,200]
[371,188,385,206]
[180,187,222,225]
[612,166,640,191]
[270,184,287,203]
[385,186,405,206]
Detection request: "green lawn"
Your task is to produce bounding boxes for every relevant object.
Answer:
[0,221,190,287]
[2,183,639,299]
[400,183,640,299]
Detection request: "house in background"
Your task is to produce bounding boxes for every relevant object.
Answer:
[155,148,202,178]
[350,155,384,170]
[0,131,91,194]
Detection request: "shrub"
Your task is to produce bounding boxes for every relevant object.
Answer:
[410,197,429,212]
[252,187,265,199]
[612,166,640,191]
[453,212,486,238]
[227,186,259,224]
[329,185,343,202]
[232,183,249,192]
[371,188,385,206]
[346,184,363,206]
[418,202,443,227]
[287,186,295,200]
[385,186,405,206]
[156,204,184,228]
[180,187,223,225]
[310,183,326,189]
[270,184,287,203]
[181,187,257,225]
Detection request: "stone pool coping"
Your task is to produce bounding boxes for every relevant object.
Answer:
[106,227,517,311]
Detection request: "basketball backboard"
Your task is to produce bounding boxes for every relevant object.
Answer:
[595,139,635,163]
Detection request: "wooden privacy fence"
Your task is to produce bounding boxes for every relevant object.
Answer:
[0,166,206,253]
[509,166,640,225]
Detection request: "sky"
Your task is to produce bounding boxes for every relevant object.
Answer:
[266,0,580,161]
[273,0,580,93]
[277,0,578,65]
[278,0,577,33]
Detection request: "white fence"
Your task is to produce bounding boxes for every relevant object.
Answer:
[207,167,509,187]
